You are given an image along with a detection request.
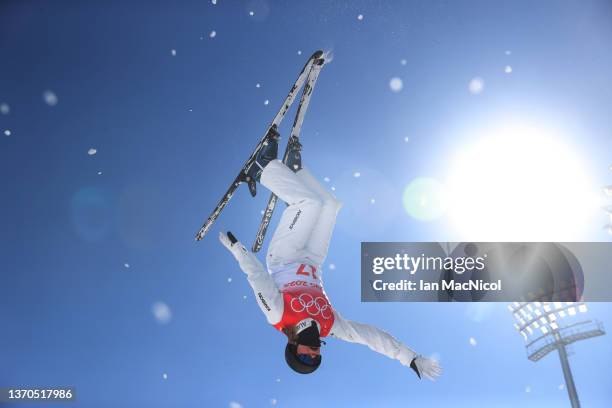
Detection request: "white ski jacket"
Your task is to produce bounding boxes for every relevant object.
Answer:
[221,234,420,370]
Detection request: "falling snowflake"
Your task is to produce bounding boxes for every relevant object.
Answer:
[389,77,403,92]
[505,50,512,55]
[0,103,9,114]
[271,399,277,406]
[297,50,302,55]
[88,148,97,156]
[162,373,168,380]
[227,277,232,283]
[525,385,531,393]
[171,49,177,56]
[404,136,410,143]
[558,384,565,391]
[353,172,361,178]
[152,301,172,324]
[331,186,336,191]
[124,263,130,268]
[264,99,269,105]
[211,0,217,4]
[469,337,477,346]
[249,11,254,16]
[357,14,364,21]
[209,30,217,38]
[400,59,407,65]
[329,263,336,270]
[370,198,376,204]
[323,177,330,182]
[275,378,281,382]
[504,65,513,74]
[468,77,484,94]
[243,295,247,300]
[97,171,103,175]
[260,210,265,215]
[4,129,11,136]
[43,90,58,106]
[229,402,242,408]
[256,83,261,88]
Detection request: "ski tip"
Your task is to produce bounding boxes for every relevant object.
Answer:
[312,50,324,60]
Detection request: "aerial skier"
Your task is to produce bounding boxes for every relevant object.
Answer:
[219,135,442,379]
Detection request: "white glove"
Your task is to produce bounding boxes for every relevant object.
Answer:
[410,356,442,381]
[219,231,239,252]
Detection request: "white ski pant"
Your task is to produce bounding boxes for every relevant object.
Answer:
[260,160,342,271]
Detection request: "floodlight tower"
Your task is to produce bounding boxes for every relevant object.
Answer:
[509,301,605,408]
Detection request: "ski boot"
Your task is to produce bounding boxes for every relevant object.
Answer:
[244,125,280,197]
[285,136,302,173]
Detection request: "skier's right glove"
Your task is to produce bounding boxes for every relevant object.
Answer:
[409,356,442,381]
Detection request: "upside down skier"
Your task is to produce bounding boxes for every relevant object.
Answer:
[219,133,441,379]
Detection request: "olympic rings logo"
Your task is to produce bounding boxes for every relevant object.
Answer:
[290,293,332,320]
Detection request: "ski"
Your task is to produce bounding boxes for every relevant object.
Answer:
[195,50,324,241]
[251,55,326,252]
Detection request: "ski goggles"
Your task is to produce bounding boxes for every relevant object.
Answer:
[297,353,320,366]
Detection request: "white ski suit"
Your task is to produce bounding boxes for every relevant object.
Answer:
[220,160,440,379]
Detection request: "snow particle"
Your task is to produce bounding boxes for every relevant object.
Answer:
[469,337,477,346]
[171,49,177,56]
[260,209,265,215]
[152,301,172,324]
[331,186,336,191]
[323,176,330,182]
[124,263,130,268]
[357,14,364,21]
[370,198,376,204]
[243,295,247,300]
[264,99,269,106]
[329,263,336,270]
[4,129,11,136]
[505,50,512,55]
[389,77,403,92]
[162,373,168,380]
[0,103,9,114]
[297,50,302,55]
[504,65,513,74]
[43,90,58,106]
[256,83,261,88]
[404,136,410,143]
[97,171,103,175]
[400,59,407,66]
[275,378,281,382]
[249,11,254,16]
[525,385,531,393]
[209,30,217,38]
[468,77,484,94]
[271,399,277,406]
[211,0,217,4]
[558,384,565,391]
[353,172,361,178]
[229,402,242,408]
[88,148,97,156]
[227,277,232,283]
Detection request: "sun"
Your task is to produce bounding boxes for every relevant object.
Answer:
[445,121,601,241]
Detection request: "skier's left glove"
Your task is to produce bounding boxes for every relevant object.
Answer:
[410,356,442,381]
[219,231,241,254]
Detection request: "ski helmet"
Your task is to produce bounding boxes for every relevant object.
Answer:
[285,320,322,374]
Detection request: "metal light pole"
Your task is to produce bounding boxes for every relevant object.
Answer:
[509,302,605,408]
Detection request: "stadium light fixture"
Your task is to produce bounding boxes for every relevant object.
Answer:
[509,301,605,408]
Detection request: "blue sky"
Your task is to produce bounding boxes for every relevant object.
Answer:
[1,1,612,407]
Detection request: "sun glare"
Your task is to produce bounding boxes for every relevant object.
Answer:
[446,122,601,241]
